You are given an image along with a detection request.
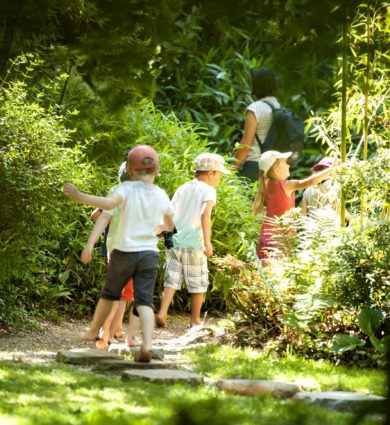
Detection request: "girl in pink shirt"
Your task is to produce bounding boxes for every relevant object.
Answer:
[253,151,334,262]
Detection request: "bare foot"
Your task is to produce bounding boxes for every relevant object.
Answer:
[108,337,118,344]
[96,338,109,350]
[155,315,167,328]
[79,333,99,342]
[126,338,141,347]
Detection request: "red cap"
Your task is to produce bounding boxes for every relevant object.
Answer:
[127,145,159,170]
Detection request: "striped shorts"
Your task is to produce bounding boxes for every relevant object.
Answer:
[164,248,209,293]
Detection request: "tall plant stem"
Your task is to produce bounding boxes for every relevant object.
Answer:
[340,2,348,227]
[361,3,372,225]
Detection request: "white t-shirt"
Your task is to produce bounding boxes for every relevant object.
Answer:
[246,96,280,162]
[303,180,341,214]
[172,179,216,249]
[109,180,173,252]
[103,185,121,255]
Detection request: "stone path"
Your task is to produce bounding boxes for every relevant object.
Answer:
[54,326,386,415]
[0,317,386,415]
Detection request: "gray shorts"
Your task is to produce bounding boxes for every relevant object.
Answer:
[164,248,209,293]
[101,249,159,311]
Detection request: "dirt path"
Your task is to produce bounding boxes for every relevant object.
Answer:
[0,313,220,363]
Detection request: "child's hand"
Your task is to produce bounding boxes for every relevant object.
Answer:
[81,247,93,264]
[204,242,213,257]
[63,183,79,200]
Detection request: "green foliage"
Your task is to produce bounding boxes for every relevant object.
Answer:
[339,149,390,218]
[333,307,389,364]
[0,57,96,324]
[324,221,390,314]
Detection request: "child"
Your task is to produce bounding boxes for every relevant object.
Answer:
[155,153,230,328]
[82,162,140,349]
[301,157,340,216]
[64,145,174,362]
[253,150,334,261]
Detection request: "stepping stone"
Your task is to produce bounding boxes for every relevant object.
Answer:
[94,359,177,372]
[294,391,386,413]
[56,348,120,365]
[109,344,164,360]
[122,368,204,385]
[217,379,300,398]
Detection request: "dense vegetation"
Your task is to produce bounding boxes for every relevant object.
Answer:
[0,0,389,369]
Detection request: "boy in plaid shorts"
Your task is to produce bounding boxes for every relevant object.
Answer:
[156,153,230,328]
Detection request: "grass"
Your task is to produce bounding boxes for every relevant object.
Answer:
[182,344,387,396]
[0,358,385,425]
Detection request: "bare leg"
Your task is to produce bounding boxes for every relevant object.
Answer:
[109,300,127,341]
[80,298,114,341]
[136,305,154,352]
[96,301,118,349]
[156,287,176,326]
[190,293,204,326]
[126,311,141,346]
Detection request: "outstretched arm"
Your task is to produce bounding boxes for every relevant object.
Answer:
[285,166,334,195]
[81,212,112,264]
[233,111,257,169]
[201,201,214,256]
[63,183,123,210]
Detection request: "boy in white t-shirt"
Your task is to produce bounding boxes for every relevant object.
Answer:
[156,153,230,328]
[64,145,174,362]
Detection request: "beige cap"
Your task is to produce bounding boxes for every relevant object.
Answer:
[194,153,230,174]
[258,150,292,176]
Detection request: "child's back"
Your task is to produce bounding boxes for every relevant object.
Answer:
[172,179,216,249]
[156,153,230,327]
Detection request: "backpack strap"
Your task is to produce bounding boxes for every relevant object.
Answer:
[261,99,276,111]
[254,100,276,146]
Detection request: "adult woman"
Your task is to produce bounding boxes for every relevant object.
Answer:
[234,67,280,183]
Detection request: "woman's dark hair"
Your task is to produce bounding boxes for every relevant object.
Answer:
[251,67,277,99]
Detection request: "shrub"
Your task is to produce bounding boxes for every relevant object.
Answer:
[0,59,95,325]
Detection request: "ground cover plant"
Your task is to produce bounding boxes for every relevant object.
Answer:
[0,360,384,425]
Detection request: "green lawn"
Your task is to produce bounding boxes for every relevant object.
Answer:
[182,344,386,396]
[0,355,385,425]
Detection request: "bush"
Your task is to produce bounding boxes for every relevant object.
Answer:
[0,59,95,325]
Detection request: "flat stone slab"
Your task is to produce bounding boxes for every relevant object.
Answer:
[294,391,386,412]
[56,348,120,365]
[94,359,177,372]
[109,344,164,360]
[122,368,204,385]
[218,379,300,398]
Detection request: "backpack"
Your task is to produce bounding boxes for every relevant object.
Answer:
[255,100,305,167]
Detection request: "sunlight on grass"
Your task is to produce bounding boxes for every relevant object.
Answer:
[0,360,384,425]
[182,344,386,395]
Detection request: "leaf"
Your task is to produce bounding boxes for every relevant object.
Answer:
[332,334,364,353]
[358,307,383,336]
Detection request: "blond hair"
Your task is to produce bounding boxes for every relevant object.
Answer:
[252,159,280,215]
[253,170,267,215]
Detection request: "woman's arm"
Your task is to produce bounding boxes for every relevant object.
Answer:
[233,111,258,169]
[63,183,123,210]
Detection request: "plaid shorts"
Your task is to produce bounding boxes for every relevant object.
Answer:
[164,248,209,293]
